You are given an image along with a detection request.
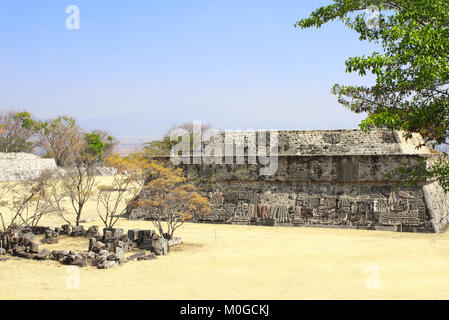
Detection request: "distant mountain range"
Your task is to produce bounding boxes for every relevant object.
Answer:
[114,134,159,155]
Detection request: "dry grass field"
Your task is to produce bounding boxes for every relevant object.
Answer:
[1,178,449,300]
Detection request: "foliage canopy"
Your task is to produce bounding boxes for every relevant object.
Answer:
[296,0,449,188]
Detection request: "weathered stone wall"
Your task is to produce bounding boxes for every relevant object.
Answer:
[0,153,57,181]
[128,129,449,233]
[215,129,430,156]
[181,155,425,183]
[130,155,435,233]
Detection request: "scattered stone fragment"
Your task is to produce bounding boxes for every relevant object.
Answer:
[34,249,50,261]
[99,249,109,256]
[151,232,159,241]
[103,229,113,240]
[73,254,87,267]
[111,228,124,237]
[51,250,69,262]
[61,254,74,265]
[87,251,96,260]
[138,239,153,250]
[20,231,36,245]
[91,255,107,267]
[151,238,168,256]
[61,224,72,235]
[127,229,142,242]
[85,226,99,238]
[4,225,180,270]
[41,230,59,244]
[137,253,157,261]
[98,260,118,269]
[115,247,124,262]
[31,226,51,235]
[70,225,86,237]
[28,240,40,253]
[88,238,97,252]
[168,237,182,247]
[126,251,147,261]
[16,251,34,259]
[62,251,87,267]
[89,239,105,253]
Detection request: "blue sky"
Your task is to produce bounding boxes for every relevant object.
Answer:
[0,0,379,142]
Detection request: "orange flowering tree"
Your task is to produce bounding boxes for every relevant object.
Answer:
[138,161,210,239]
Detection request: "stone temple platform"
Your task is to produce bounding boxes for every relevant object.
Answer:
[129,129,449,233]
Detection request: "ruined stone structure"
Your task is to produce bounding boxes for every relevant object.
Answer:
[0,225,178,268]
[0,153,57,181]
[129,129,449,233]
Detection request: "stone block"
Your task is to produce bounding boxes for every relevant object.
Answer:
[127,229,142,242]
[61,224,72,235]
[34,249,50,260]
[88,238,96,252]
[112,228,124,237]
[115,247,124,262]
[28,241,40,253]
[70,225,86,237]
[85,226,99,238]
[126,251,147,261]
[51,250,69,262]
[137,253,157,261]
[151,238,168,256]
[168,237,182,247]
[91,255,107,267]
[138,239,153,250]
[99,249,109,256]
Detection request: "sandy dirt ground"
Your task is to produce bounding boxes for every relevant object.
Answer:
[1,178,449,300]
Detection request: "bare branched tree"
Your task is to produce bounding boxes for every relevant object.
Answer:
[96,154,148,229]
[40,117,109,226]
[55,163,97,226]
[0,182,14,233]
[39,116,85,166]
[0,170,62,232]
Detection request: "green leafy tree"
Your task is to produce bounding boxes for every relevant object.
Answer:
[0,111,40,152]
[296,0,449,189]
[85,133,105,158]
[91,129,118,158]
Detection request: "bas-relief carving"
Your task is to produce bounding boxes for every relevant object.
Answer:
[193,187,433,231]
